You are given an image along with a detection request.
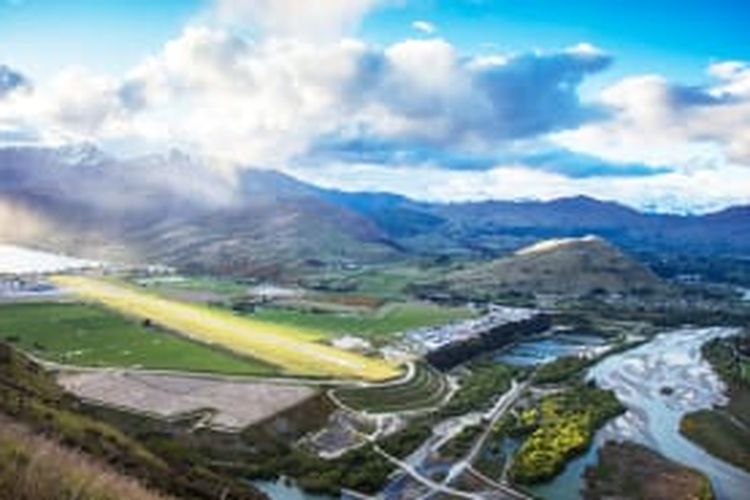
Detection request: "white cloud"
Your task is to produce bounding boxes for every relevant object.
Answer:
[412,20,437,34]
[565,42,605,57]
[0,27,610,168]
[555,60,750,168]
[0,66,135,145]
[293,161,750,213]
[2,1,749,213]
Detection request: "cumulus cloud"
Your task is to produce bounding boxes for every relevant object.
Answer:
[555,60,750,167]
[2,28,606,168]
[3,0,748,212]
[412,20,437,34]
[0,66,139,145]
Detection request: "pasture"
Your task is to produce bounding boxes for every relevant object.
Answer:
[52,276,401,381]
[252,301,475,344]
[0,302,276,375]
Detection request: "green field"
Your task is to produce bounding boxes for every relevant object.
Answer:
[135,275,251,298]
[333,363,450,413]
[0,302,277,375]
[440,361,522,417]
[680,409,750,472]
[252,302,475,342]
[303,264,441,300]
[679,334,750,473]
[53,276,400,381]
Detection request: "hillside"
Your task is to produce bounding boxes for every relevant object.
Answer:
[2,145,750,279]
[0,414,168,500]
[423,236,666,299]
[0,147,401,279]
[0,342,266,500]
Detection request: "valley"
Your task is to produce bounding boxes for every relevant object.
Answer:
[1,209,749,500]
[3,4,749,498]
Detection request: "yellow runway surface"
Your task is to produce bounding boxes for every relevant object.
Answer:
[52,276,401,381]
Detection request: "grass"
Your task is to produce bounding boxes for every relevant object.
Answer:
[0,302,277,375]
[474,414,517,480]
[333,363,449,413]
[680,410,750,472]
[438,424,483,460]
[679,334,750,473]
[532,355,591,385]
[52,275,400,381]
[0,416,167,500]
[584,441,714,500]
[136,275,250,297]
[252,302,475,342]
[303,264,441,300]
[439,361,522,417]
[0,343,264,500]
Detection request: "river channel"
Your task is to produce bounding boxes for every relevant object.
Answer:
[253,327,750,499]
[532,326,750,500]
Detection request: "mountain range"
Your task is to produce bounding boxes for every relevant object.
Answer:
[1,145,748,280]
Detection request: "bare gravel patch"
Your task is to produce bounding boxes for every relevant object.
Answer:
[59,371,318,431]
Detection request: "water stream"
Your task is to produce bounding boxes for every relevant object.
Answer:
[532,327,750,500]
[251,327,750,499]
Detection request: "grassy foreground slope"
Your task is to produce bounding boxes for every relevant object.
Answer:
[53,276,400,381]
[0,302,276,375]
[0,415,168,500]
[0,343,264,499]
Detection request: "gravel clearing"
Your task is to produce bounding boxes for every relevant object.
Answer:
[59,370,318,431]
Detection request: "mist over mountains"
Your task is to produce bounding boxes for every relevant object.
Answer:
[1,145,749,279]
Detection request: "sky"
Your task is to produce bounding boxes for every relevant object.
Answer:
[1,0,749,212]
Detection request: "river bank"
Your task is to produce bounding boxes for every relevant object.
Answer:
[532,327,750,500]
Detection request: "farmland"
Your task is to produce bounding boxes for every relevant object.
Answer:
[0,302,277,375]
[252,302,475,343]
[52,276,401,381]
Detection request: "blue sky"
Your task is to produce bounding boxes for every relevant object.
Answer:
[0,0,198,77]
[1,0,749,212]
[366,0,749,82]
[3,0,747,81]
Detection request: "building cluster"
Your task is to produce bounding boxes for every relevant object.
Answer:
[402,305,540,354]
[0,277,57,298]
